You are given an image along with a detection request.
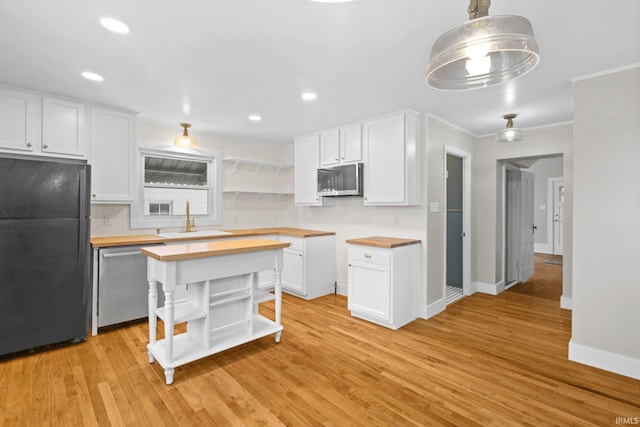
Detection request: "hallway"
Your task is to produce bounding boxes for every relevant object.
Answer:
[508,253,563,302]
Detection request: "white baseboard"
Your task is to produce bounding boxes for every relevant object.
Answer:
[465,282,478,295]
[560,295,572,310]
[534,243,553,254]
[569,340,640,380]
[421,298,446,319]
[475,281,505,295]
[336,283,348,297]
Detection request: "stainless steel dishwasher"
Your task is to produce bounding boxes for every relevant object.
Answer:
[93,244,164,334]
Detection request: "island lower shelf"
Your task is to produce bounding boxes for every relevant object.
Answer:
[148,315,283,369]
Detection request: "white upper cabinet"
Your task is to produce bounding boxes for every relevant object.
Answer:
[340,123,362,164]
[0,89,87,158]
[320,129,340,166]
[320,123,362,167]
[294,133,325,205]
[363,110,420,206]
[0,87,40,153]
[42,96,87,157]
[90,107,136,203]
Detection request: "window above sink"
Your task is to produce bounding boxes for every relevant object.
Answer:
[130,148,222,229]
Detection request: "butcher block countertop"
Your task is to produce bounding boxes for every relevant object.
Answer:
[91,227,335,248]
[140,238,290,262]
[345,236,421,248]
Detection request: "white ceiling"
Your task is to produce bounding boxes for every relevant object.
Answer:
[1,1,639,143]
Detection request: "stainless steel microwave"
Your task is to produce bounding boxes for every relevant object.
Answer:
[317,163,363,197]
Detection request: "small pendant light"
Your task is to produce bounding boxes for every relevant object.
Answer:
[173,123,198,149]
[495,114,525,143]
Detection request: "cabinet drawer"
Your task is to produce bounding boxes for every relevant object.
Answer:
[348,245,391,266]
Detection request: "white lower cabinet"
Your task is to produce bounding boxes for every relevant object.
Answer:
[282,247,304,293]
[347,238,421,329]
[271,234,336,300]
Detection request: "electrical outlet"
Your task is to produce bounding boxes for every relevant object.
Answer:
[104,215,112,226]
[233,214,239,223]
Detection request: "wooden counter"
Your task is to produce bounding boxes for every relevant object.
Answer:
[141,238,290,262]
[345,236,421,248]
[91,227,335,248]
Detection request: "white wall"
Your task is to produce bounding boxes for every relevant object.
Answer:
[570,65,640,379]
[425,116,476,308]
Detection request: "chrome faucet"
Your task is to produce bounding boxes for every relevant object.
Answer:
[185,201,196,232]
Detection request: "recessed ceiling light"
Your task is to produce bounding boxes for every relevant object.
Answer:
[248,115,262,121]
[301,92,317,101]
[81,71,104,82]
[100,17,130,34]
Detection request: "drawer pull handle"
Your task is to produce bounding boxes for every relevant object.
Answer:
[26,142,32,148]
[364,253,372,258]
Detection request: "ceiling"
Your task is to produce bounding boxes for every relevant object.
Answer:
[1,1,639,143]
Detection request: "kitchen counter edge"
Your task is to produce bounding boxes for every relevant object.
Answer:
[345,236,422,249]
[91,227,335,248]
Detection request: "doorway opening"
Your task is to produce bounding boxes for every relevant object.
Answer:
[502,155,563,292]
[444,147,471,305]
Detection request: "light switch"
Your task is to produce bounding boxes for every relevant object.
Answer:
[430,202,440,213]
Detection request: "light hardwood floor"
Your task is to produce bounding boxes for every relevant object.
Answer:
[2,259,639,426]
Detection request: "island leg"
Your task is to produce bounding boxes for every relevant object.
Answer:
[165,368,175,385]
[164,291,174,363]
[274,270,282,343]
[148,280,158,363]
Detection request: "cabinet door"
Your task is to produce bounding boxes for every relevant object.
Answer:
[340,123,362,163]
[363,113,406,204]
[42,96,86,157]
[320,129,340,166]
[282,248,304,294]
[90,108,135,203]
[348,260,391,322]
[294,134,322,205]
[0,87,39,153]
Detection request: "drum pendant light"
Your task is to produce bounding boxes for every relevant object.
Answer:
[426,0,540,90]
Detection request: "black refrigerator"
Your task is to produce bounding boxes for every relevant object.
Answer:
[0,154,91,357]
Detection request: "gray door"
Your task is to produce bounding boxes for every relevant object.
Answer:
[505,169,536,284]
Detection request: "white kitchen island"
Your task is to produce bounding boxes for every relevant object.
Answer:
[141,238,290,384]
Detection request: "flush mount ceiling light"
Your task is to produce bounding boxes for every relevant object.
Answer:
[173,123,198,149]
[426,0,540,91]
[248,114,262,122]
[495,114,525,143]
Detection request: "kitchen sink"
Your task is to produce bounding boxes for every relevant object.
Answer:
[158,230,233,239]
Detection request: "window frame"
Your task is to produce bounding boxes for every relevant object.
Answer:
[130,148,222,229]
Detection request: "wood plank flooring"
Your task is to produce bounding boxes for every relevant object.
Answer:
[1,264,639,426]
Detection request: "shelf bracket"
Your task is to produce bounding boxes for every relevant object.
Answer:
[232,160,240,174]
